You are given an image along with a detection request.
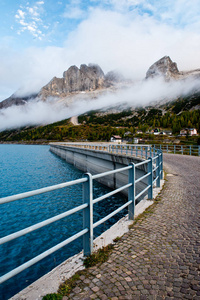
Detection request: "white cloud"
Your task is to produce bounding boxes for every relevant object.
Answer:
[0,76,199,132]
[27,25,37,32]
[15,1,45,40]
[63,7,84,19]
[15,9,26,19]
[37,1,45,5]
[0,99,70,131]
[63,0,85,19]
[1,2,200,103]
[19,19,28,26]
[28,7,39,16]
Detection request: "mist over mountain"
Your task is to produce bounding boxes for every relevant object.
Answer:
[0,56,200,132]
[146,56,200,81]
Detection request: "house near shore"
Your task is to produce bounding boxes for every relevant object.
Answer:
[180,128,198,136]
[153,128,160,135]
[110,135,122,143]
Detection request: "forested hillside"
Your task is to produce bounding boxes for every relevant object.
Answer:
[0,93,199,144]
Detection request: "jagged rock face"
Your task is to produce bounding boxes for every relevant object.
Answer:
[146,56,179,80]
[40,64,106,99]
[0,94,37,110]
[1,58,200,111]
[105,71,125,83]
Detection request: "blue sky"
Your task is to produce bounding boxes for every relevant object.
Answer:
[1,0,200,101]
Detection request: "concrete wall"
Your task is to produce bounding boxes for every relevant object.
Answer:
[50,144,148,199]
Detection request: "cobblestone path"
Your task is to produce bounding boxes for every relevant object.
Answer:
[66,154,200,300]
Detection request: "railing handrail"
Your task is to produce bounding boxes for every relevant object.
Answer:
[0,146,163,287]
[152,144,200,156]
[50,142,200,156]
[50,143,154,160]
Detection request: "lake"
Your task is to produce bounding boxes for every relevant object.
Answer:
[0,144,127,299]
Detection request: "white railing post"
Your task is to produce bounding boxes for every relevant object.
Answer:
[83,173,93,256]
[156,153,160,187]
[128,163,135,220]
[148,157,153,199]
[159,151,163,180]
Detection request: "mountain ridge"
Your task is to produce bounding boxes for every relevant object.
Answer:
[1,56,200,135]
[146,56,200,81]
[1,56,200,111]
[0,64,125,110]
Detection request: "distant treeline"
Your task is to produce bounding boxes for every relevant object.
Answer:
[0,121,127,142]
[0,94,199,142]
[79,109,200,134]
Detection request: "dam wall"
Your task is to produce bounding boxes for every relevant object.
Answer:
[49,143,148,198]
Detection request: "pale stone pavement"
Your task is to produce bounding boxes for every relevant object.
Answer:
[64,154,200,300]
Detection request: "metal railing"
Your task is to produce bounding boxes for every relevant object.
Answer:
[52,142,200,157]
[51,142,157,159]
[0,147,162,285]
[152,144,200,156]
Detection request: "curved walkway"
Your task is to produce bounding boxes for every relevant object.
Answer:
[66,154,200,300]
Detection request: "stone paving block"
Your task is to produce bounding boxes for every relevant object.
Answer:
[66,155,200,299]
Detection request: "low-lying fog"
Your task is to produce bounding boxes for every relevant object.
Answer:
[0,76,199,132]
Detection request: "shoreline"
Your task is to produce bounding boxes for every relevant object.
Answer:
[0,141,51,145]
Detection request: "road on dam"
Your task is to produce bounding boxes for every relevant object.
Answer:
[65,153,200,299]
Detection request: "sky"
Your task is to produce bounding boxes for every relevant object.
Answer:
[1,0,200,102]
[0,0,200,131]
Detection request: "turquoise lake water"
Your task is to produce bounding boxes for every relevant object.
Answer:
[0,144,127,299]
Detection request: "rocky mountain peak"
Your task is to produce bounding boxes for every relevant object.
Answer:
[1,58,200,111]
[146,56,179,80]
[40,63,107,100]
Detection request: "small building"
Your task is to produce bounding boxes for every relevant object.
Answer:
[124,131,132,136]
[189,128,198,136]
[180,129,187,136]
[110,135,122,143]
[153,128,160,135]
[180,128,198,136]
[136,130,143,134]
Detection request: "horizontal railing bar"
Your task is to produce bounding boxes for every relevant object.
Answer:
[135,160,150,167]
[0,203,88,245]
[93,183,132,204]
[0,228,88,284]
[153,165,159,172]
[153,176,159,184]
[65,145,109,151]
[0,178,88,205]
[93,200,132,229]
[135,172,151,184]
[92,165,131,179]
[152,156,158,161]
[135,185,150,200]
